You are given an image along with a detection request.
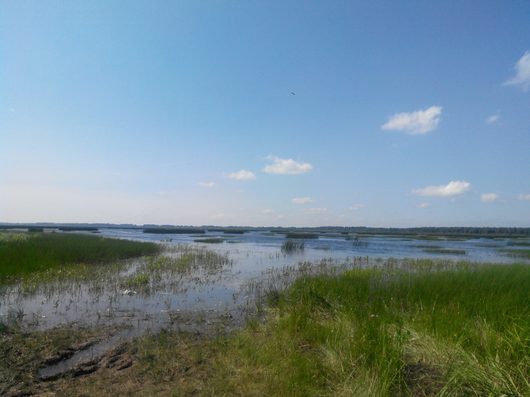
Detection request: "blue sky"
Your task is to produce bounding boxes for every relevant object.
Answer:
[1,1,529,227]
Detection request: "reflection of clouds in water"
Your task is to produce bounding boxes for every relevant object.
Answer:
[1,230,524,335]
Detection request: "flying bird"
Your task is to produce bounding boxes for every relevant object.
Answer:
[290,92,296,95]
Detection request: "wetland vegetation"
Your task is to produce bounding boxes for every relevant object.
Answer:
[193,237,225,244]
[3,260,529,396]
[421,247,467,255]
[281,239,305,253]
[0,232,159,283]
[498,248,530,259]
[143,227,206,234]
[1,229,530,396]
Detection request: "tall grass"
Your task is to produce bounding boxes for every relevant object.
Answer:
[205,263,530,396]
[281,240,305,253]
[0,232,159,281]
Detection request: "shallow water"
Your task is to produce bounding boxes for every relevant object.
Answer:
[101,228,525,265]
[1,229,528,332]
[1,229,527,378]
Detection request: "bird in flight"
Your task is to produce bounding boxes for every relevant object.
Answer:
[290,92,296,95]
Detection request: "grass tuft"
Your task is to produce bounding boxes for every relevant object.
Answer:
[281,240,305,253]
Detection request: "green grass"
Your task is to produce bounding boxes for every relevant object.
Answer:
[145,248,230,274]
[499,248,530,259]
[194,237,224,244]
[121,272,150,289]
[422,248,466,255]
[0,232,159,281]
[206,263,530,396]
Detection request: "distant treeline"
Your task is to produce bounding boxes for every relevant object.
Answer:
[1,224,529,238]
[350,227,530,238]
[267,227,530,238]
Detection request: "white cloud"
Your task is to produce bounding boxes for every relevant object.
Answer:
[292,197,314,204]
[413,180,470,197]
[198,181,217,188]
[518,193,530,201]
[263,155,312,175]
[261,208,284,219]
[211,212,227,220]
[481,193,498,202]
[349,204,364,211]
[382,106,442,134]
[419,202,430,208]
[485,114,500,124]
[504,51,530,91]
[226,170,256,181]
[304,207,327,215]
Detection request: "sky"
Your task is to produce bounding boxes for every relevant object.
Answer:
[1,1,529,227]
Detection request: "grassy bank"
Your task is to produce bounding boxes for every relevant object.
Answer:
[195,263,529,396]
[19,262,529,396]
[0,232,159,282]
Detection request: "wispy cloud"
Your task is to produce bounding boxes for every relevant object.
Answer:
[349,204,364,211]
[419,202,430,208]
[485,114,500,124]
[304,207,327,215]
[382,106,442,134]
[225,170,256,181]
[504,51,530,91]
[518,193,530,201]
[261,208,284,219]
[292,197,314,204]
[481,193,498,202]
[413,180,470,197]
[263,155,312,175]
[198,181,217,188]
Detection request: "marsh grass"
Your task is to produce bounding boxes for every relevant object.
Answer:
[0,233,159,282]
[281,240,304,253]
[193,238,224,244]
[3,259,529,396]
[42,261,530,397]
[422,248,466,255]
[499,248,530,259]
[118,247,232,293]
[197,263,530,396]
[285,232,319,239]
